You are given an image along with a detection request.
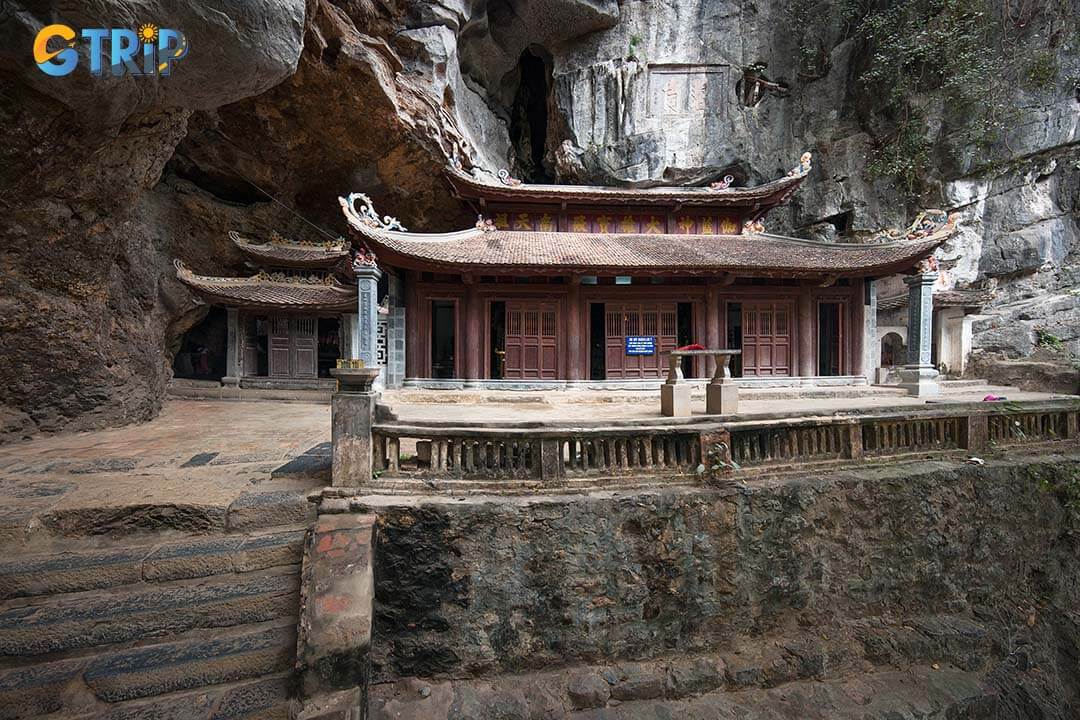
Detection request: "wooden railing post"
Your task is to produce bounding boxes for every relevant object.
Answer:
[961,413,989,453]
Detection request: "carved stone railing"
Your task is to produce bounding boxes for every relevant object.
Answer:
[356,399,1080,487]
[372,422,716,484]
[723,400,1079,470]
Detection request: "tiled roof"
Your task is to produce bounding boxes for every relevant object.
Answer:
[343,222,952,278]
[878,288,993,312]
[174,261,357,311]
[231,232,351,269]
[444,164,807,208]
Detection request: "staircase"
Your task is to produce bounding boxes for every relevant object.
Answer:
[0,515,310,718]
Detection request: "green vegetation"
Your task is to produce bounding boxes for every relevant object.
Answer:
[1037,468,1080,525]
[790,0,1071,199]
[696,441,741,485]
[1035,327,1065,352]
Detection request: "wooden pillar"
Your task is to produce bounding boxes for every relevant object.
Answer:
[798,287,815,377]
[705,283,721,377]
[405,271,421,379]
[851,278,866,379]
[566,278,583,380]
[464,278,482,380]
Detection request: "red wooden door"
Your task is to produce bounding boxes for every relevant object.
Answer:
[504,301,558,379]
[741,301,791,376]
[291,317,317,378]
[604,303,677,379]
[269,316,291,377]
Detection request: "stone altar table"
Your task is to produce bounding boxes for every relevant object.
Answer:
[662,349,742,417]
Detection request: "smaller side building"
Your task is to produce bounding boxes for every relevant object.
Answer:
[175,233,360,389]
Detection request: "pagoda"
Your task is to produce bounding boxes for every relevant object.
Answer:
[175,232,361,387]
[338,153,956,387]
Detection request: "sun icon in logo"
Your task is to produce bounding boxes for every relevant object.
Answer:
[138,23,159,44]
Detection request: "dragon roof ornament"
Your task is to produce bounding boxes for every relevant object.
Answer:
[339,192,407,233]
[787,152,812,177]
[869,209,958,244]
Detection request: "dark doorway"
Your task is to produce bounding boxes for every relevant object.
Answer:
[317,317,341,378]
[677,302,694,378]
[726,303,743,377]
[490,300,506,379]
[431,300,456,379]
[818,302,843,376]
[173,307,227,380]
[509,47,553,182]
[244,315,269,377]
[589,303,605,380]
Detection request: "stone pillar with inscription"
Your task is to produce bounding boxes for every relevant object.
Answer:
[223,307,241,386]
[898,272,940,397]
[355,264,382,388]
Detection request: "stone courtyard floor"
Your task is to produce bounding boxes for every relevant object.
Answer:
[0,385,1071,549]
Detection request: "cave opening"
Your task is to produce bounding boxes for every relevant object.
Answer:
[509,47,554,182]
[173,307,228,381]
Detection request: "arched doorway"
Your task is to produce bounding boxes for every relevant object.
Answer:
[881,332,906,368]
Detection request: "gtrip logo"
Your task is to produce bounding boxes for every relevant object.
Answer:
[33,23,188,77]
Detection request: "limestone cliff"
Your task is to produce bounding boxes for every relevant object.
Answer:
[1,0,1078,438]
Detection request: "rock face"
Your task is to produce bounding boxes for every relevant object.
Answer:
[361,454,1080,719]
[1,0,1078,437]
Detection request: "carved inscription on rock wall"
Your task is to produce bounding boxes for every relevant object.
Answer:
[646,64,731,118]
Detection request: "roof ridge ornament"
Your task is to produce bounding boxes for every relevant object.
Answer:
[869,209,958,244]
[787,152,812,177]
[475,215,497,232]
[353,245,379,269]
[743,218,766,234]
[497,169,523,187]
[339,192,407,232]
[708,175,735,191]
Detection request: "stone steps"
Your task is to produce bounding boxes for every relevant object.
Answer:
[370,613,999,719]
[565,666,995,719]
[0,622,296,718]
[0,525,306,602]
[0,521,310,719]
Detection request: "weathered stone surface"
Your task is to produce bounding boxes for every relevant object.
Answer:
[361,451,1080,718]
[297,513,376,712]
[0,546,147,600]
[83,622,295,702]
[0,568,299,656]
[566,672,610,709]
[228,490,316,532]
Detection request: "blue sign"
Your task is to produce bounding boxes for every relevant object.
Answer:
[625,336,656,356]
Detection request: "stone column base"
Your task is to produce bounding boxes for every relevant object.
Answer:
[706,382,739,415]
[898,366,941,397]
[222,376,240,388]
[661,383,691,417]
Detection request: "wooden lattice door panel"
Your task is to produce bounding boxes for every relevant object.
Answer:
[741,302,792,376]
[504,301,558,379]
[268,316,291,377]
[603,303,678,379]
[291,317,317,379]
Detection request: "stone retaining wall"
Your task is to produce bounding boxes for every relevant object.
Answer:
[356,450,1080,713]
